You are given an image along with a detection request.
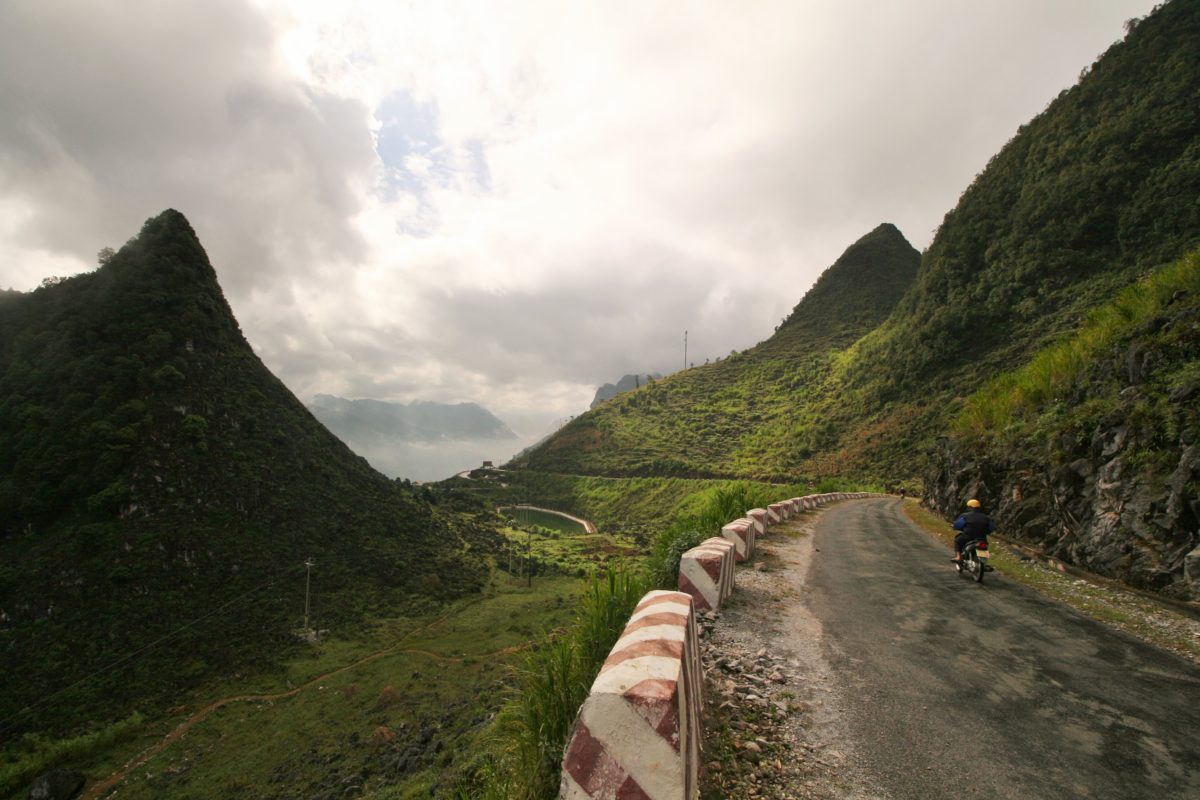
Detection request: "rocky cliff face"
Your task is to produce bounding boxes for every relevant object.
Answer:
[590,373,662,409]
[926,298,1200,601]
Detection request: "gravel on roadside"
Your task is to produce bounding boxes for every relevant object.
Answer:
[697,517,889,800]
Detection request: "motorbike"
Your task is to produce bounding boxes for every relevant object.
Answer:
[955,538,992,582]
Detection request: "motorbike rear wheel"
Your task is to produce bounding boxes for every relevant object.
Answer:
[972,557,985,583]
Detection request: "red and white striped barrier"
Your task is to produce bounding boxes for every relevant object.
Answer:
[720,518,755,563]
[560,591,703,800]
[745,508,768,537]
[678,537,735,611]
[768,501,790,521]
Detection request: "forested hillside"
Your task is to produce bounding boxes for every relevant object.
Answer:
[517,0,1200,485]
[0,211,490,740]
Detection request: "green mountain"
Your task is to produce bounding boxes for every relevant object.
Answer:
[513,222,921,478]
[517,0,1200,485]
[0,211,489,739]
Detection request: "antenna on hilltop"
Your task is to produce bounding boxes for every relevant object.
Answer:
[683,330,688,372]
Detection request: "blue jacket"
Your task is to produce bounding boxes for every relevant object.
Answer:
[953,510,995,539]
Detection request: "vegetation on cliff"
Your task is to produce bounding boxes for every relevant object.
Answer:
[928,249,1199,598]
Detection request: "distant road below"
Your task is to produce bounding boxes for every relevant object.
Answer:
[807,498,1200,800]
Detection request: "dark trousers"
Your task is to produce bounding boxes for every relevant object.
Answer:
[955,532,987,553]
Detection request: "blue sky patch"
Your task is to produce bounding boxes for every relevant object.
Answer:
[375,92,491,217]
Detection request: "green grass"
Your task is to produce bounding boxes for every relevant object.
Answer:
[496,523,639,579]
[451,567,649,800]
[0,713,145,798]
[4,577,587,800]
[956,250,1200,438]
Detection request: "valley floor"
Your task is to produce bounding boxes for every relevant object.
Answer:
[59,575,585,800]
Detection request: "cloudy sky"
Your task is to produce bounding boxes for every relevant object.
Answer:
[0,0,1157,467]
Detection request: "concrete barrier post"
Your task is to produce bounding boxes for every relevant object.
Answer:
[768,501,789,522]
[745,508,768,537]
[559,590,703,800]
[720,518,755,562]
[678,537,735,610]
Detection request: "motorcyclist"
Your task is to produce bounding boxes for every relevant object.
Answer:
[951,499,995,562]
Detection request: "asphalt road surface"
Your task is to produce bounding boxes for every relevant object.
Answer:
[807,498,1200,800]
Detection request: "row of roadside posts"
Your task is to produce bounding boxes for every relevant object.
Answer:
[558,492,878,799]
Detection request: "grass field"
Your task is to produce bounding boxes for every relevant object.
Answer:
[3,576,587,800]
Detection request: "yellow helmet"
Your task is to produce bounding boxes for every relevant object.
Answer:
[966,499,981,508]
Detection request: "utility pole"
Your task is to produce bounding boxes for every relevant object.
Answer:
[521,504,533,588]
[683,330,688,371]
[303,558,315,634]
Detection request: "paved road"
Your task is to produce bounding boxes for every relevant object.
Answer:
[807,498,1200,800]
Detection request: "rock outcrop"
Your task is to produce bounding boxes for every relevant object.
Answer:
[26,770,84,800]
[926,301,1200,600]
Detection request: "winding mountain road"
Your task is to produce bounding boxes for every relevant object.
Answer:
[807,498,1200,800]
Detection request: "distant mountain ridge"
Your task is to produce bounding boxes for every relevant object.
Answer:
[309,395,516,443]
[590,374,662,409]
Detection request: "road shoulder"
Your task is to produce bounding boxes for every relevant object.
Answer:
[698,512,889,800]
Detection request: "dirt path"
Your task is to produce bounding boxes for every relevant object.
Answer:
[699,507,887,799]
[84,603,523,800]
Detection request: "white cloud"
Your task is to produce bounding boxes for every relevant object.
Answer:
[0,0,1160,474]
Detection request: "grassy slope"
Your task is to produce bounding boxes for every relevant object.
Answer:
[5,577,584,800]
[955,249,1200,445]
[799,0,1200,478]
[514,223,921,480]
[516,0,1200,486]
